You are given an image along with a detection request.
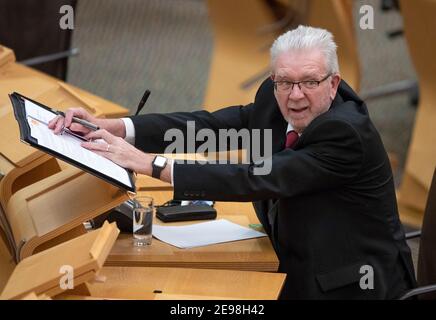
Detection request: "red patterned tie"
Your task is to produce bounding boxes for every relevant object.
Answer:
[285,130,299,149]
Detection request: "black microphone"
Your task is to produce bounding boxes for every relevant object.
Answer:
[135,89,151,116]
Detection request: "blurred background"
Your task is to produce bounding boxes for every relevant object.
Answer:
[1,0,435,269]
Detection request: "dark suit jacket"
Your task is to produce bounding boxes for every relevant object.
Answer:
[131,79,416,299]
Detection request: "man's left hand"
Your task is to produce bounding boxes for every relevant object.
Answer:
[82,129,153,175]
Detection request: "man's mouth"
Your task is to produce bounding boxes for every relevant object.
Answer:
[289,106,308,113]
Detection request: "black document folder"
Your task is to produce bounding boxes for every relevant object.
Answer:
[9,92,136,192]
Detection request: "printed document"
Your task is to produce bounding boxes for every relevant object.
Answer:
[24,99,133,189]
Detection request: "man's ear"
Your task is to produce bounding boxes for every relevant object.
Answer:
[270,74,275,81]
[330,73,341,100]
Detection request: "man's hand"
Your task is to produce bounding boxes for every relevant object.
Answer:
[48,107,126,138]
[81,129,152,174]
[49,109,172,182]
[48,107,98,135]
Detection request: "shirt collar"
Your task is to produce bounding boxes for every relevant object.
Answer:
[286,123,301,136]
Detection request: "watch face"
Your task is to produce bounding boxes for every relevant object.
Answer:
[154,156,167,167]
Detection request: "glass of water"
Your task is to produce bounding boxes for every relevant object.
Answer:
[132,196,154,246]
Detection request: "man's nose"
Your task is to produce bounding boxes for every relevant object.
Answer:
[288,84,305,100]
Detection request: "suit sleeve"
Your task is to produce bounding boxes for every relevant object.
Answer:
[130,105,253,153]
[173,119,364,201]
[129,78,274,153]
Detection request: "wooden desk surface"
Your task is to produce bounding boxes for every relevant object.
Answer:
[0,60,128,118]
[106,186,279,272]
[87,266,285,300]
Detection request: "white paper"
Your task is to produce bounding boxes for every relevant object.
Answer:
[24,99,133,189]
[152,219,267,249]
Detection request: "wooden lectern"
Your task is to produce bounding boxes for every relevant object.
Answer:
[0,44,128,209]
[1,221,119,299]
[0,45,130,262]
[2,165,128,262]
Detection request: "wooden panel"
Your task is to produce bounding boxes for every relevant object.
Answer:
[5,167,128,260]
[1,222,119,300]
[398,0,436,217]
[0,111,45,167]
[204,0,277,110]
[306,0,360,92]
[0,46,15,68]
[0,62,128,118]
[89,266,285,300]
[397,171,427,214]
[0,233,15,292]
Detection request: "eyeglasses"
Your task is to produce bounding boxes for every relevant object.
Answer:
[273,73,332,93]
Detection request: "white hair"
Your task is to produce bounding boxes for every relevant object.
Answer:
[270,25,339,74]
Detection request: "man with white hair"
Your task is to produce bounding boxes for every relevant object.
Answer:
[50,25,416,299]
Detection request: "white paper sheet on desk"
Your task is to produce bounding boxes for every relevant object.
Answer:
[152,219,267,249]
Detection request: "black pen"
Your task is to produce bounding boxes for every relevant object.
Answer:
[62,127,90,142]
[135,89,151,116]
[56,110,100,131]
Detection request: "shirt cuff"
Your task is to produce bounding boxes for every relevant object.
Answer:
[170,160,174,186]
[121,118,135,145]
